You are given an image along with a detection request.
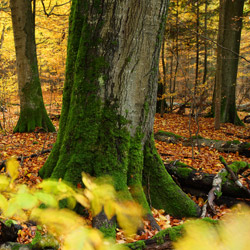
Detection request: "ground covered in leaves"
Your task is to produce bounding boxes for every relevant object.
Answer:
[0,91,249,245]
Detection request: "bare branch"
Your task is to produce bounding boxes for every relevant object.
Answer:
[178,21,250,64]
[40,0,70,17]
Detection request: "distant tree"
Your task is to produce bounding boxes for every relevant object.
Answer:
[39,0,200,234]
[214,0,244,127]
[10,0,55,132]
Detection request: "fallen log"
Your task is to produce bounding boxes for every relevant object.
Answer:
[126,224,183,250]
[165,161,250,199]
[126,218,217,250]
[155,130,250,157]
[237,103,250,112]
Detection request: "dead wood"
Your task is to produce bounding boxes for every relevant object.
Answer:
[0,221,19,244]
[155,131,250,157]
[165,162,250,199]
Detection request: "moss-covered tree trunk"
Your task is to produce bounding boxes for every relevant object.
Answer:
[10,0,55,132]
[214,0,244,126]
[39,0,200,230]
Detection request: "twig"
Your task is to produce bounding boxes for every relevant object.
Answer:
[207,169,224,214]
[41,0,70,17]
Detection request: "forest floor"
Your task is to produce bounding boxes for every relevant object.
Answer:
[0,90,249,245]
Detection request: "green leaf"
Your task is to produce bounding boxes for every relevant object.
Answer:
[66,196,76,210]
[6,193,39,217]
[35,192,58,208]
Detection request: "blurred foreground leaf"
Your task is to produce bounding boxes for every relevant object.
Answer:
[6,157,19,183]
[174,205,250,250]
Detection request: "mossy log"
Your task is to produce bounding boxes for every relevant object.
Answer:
[155,130,250,157]
[237,103,250,112]
[126,225,183,250]
[165,161,250,199]
[126,218,217,250]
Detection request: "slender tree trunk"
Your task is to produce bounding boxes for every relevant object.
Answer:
[193,1,200,115]
[40,0,200,233]
[10,0,55,132]
[160,34,166,117]
[202,0,208,86]
[171,0,179,112]
[0,24,4,130]
[214,0,244,126]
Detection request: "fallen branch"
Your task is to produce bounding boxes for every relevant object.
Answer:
[207,169,225,214]
[0,148,52,171]
[155,130,250,157]
[219,156,250,197]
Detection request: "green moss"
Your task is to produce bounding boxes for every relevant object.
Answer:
[126,240,146,250]
[242,142,250,149]
[31,231,42,246]
[201,217,218,224]
[218,169,229,184]
[127,129,150,212]
[175,167,193,178]
[143,134,200,218]
[214,190,222,198]
[4,219,16,227]
[191,134,204,139]
[33,234,59,249]
[224,140,241,147]
[14,105,55,133]
[228,161,249,173]
[157,130,182,140]
[99,223,117,239]
[172,161,188,167]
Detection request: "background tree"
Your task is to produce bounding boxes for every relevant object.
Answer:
[39,0,200,233]
[10,0,55,132]
[214,0,245,126]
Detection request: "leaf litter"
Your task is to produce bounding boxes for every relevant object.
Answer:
[0,92,249,244]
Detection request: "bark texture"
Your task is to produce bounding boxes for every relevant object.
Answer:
[39,0,200,231]
[10,0,55,132]
[214,0,244,125]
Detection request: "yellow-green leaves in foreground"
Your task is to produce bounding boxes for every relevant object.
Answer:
[82,173,143,236]
[6,157,19,184]
[174,205,250,250]
[0,158,142,250]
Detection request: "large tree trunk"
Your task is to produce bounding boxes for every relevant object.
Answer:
[10,0,55,132]
[39,0,200,232]
[214,0,244,126]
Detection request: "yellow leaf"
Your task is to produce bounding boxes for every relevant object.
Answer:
[116,202,143,236]
[104,200,116,220]
[6,157,19,183]
[0,175,10,191]
[174,205,250,250]
[91,196,102,217]
[74,193,90,208]
[0,194,8,212]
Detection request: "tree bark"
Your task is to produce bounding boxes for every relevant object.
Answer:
[214,0,244,126]
[10,0,55,132]
[39,0,200,234]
